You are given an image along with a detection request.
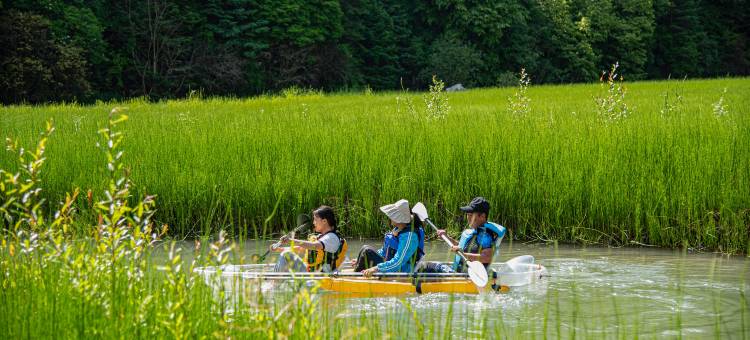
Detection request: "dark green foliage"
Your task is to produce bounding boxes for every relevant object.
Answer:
[534,0,597,83]
[691,0,749,77]
[123,1,196,98]
[650,0,704,78]
[577,0,654,79]
[341,0,401,89]
[420,36,484,87]
[254,0,346,90]
[382,0,429,89]
[418,0,534,86]
[50,4,109,93]
[484,1,536,85]
[0,0,747,102]
[201,0,262,93]
[2,1,108,99]
[0,10,90,103]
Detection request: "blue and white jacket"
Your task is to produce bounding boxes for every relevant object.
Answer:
[376,224,425,273]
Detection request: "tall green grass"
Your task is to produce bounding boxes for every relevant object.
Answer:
[1,78,748,252]
[2,102,748,339]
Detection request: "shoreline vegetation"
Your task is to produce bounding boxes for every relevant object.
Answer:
[1,77,749,254]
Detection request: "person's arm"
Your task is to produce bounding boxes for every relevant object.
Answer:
[272,245,305,253]
[375,231,418,273]
[459,248,493,263]
[290,239,323,250]
[279,236,324,250]
[451,231,494,263]
[436,229,458,245]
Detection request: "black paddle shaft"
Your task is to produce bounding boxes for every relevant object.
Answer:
[424,218,471,262]
[256,222,310,262]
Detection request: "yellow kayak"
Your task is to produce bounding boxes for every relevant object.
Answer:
[318,277,507,295]
[195,256,546,295]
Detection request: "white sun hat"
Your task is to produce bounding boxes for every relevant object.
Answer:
[379,199,412,224]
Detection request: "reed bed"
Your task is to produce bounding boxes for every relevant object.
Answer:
[1,77,748,252]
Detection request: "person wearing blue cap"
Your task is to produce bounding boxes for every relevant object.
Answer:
[418,196,506,273]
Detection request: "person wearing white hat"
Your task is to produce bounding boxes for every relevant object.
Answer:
[353,199,426,276]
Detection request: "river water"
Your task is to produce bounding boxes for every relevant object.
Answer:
[190,240,749,338]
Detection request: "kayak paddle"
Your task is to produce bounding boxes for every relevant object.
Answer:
[252,213,311,263]
[411,202,489,288]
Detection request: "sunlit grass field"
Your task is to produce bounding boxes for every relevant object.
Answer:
[1,77,748,252]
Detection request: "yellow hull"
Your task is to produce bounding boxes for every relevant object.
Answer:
[318,278,490,295]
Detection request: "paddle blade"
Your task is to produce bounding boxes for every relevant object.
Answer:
[466,261,489,287]
[505,255,535,273]
[411,202,429,221]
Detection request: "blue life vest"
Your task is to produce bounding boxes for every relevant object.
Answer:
[383,224,425,263]
[453,222,506,272]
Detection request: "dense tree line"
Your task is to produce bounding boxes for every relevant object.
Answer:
[1,0,747,103]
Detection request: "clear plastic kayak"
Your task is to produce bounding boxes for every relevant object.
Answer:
[195,255,548,295]
[489,255,548,287]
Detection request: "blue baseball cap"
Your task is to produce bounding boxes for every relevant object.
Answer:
[459,197,490,214]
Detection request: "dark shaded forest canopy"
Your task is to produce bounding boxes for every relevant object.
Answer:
[1,0,748,104]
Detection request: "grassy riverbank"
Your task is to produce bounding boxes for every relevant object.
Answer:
[1,77,748,252]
